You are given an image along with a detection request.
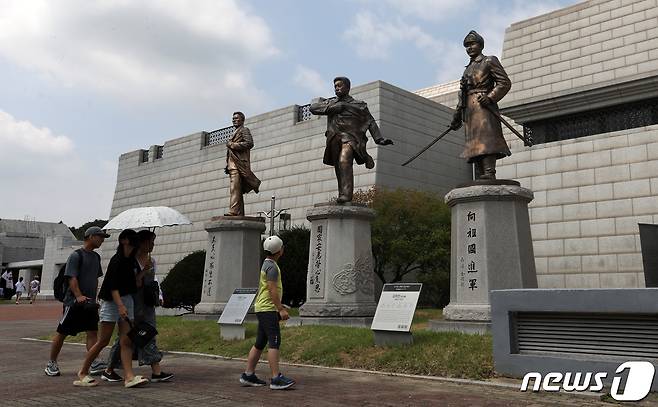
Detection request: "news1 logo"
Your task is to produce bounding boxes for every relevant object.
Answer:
[520,361,655,401]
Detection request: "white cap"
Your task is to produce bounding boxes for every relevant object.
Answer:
[263,235,284,254]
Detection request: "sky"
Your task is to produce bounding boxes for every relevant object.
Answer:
[0,0,576,228]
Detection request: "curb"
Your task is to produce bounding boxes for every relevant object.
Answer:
[23,337,602,399]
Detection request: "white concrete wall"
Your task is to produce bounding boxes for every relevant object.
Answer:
[106,81,470,280]
[41,235,84,297]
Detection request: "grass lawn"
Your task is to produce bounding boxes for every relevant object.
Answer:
[44,308,493,380]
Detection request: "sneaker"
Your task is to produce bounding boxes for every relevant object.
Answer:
[44,360,60,377]
[240,372,266,387]
[101,370,123,382]
[89,360,107,376]
[270,373,295,390]
[151,372,174,382]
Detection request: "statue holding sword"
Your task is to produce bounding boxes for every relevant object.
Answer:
[402,30,531,176]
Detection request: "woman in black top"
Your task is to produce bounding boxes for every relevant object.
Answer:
[75,229,148,388]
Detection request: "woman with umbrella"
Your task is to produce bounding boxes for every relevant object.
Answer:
[74,229,148,388]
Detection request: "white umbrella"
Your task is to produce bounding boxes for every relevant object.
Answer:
[103,206,192,231]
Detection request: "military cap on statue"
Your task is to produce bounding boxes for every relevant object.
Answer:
[463,30,485,47]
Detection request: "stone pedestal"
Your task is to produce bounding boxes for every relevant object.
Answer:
[373,330,413,346]
[439,182,537,325]
[219,324,246,341]
[299,204,377,318]
[195,216,265,315]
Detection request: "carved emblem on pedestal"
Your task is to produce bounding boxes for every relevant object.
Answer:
[332,256,374,295]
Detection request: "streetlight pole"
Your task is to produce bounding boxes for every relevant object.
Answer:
[258,195,290,236]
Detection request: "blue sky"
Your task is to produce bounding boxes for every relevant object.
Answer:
[0,0,576,227]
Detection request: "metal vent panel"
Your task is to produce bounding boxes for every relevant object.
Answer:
[515,312,658,360]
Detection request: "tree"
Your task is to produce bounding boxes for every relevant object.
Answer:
[69,219,108,240]
[354,187,451,307]
[160,250,205,311]
[276,226,310,307]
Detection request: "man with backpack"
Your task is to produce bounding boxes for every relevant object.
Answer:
[45,226,109,377]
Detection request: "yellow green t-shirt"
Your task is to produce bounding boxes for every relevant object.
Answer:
[254,258,282,312]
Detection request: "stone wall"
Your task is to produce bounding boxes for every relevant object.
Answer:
[496,0,658,288]
[107,81,469,279]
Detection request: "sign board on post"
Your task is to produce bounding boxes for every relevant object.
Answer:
[218,288,258,325]
[371,283,422,345]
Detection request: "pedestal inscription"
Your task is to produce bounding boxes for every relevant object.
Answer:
[441,184,538,323]
[299,204,378,318]
[196,216,265,315]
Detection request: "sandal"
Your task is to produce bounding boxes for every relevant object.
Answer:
[124,375,149,388]
[73,375,98,387]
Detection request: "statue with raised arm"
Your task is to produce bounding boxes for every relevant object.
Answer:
[310,77,393,203]
[450,30,512,180]
[224,111,261,216]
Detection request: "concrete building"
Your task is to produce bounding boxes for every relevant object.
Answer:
[420,0,658,288]
[0,219,76,286]
[106,81,470,278]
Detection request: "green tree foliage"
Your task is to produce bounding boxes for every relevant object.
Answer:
[69,219,108,240]
[161,250,205,311]
[276,226,310,307]
[354,187,451,307]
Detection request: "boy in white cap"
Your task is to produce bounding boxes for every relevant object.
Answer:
[240,235,295,390]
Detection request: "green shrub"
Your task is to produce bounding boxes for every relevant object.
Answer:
[277,226,310,307]
[161,250,205,311]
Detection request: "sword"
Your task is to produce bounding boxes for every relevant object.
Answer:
[483,104,533,147]
[401,126,452,167]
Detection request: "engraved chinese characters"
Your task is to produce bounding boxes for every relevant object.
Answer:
[205,235,217,297]
[440,184,537,325]
[309,222,327,299]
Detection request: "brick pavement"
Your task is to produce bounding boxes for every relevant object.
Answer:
[1,302,655,406]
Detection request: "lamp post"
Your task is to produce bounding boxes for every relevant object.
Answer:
[258,195,290,236]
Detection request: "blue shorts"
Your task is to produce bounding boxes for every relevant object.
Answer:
[99,295,134,323]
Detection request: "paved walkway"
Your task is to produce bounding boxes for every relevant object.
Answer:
[1,302,655,406]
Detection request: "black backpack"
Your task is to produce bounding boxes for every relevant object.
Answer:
[54,249,99,302]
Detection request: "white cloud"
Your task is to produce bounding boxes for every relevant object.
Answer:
[0,109,114,226]
[0,0,279,113]
[293,65,331,96]
[0,110,73,156]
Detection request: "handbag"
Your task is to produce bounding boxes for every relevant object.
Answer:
[126,318,158,348]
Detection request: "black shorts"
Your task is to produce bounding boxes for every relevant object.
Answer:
[254,311,281,350]
[56,303,99,336]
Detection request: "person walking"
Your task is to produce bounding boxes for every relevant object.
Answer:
[74,228,148,388]
[240,235,295,390]
[29,276,40,304]
[102,230,173,383]
[14,277,26,304]
[2,270,14,300]
[44,226,109,377]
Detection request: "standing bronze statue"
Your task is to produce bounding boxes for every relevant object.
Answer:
[310,77,393,203]
[224,111,261,216]
[450,30,512,180]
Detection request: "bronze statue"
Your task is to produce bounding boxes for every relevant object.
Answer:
[224,112,261,216]
[310,77,393,203]
[451,30,512,180]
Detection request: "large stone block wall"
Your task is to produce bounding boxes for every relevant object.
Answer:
[502,0,658,107]
[106,81,469,279]
[497,125,658,288]
[495,0,658,288]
